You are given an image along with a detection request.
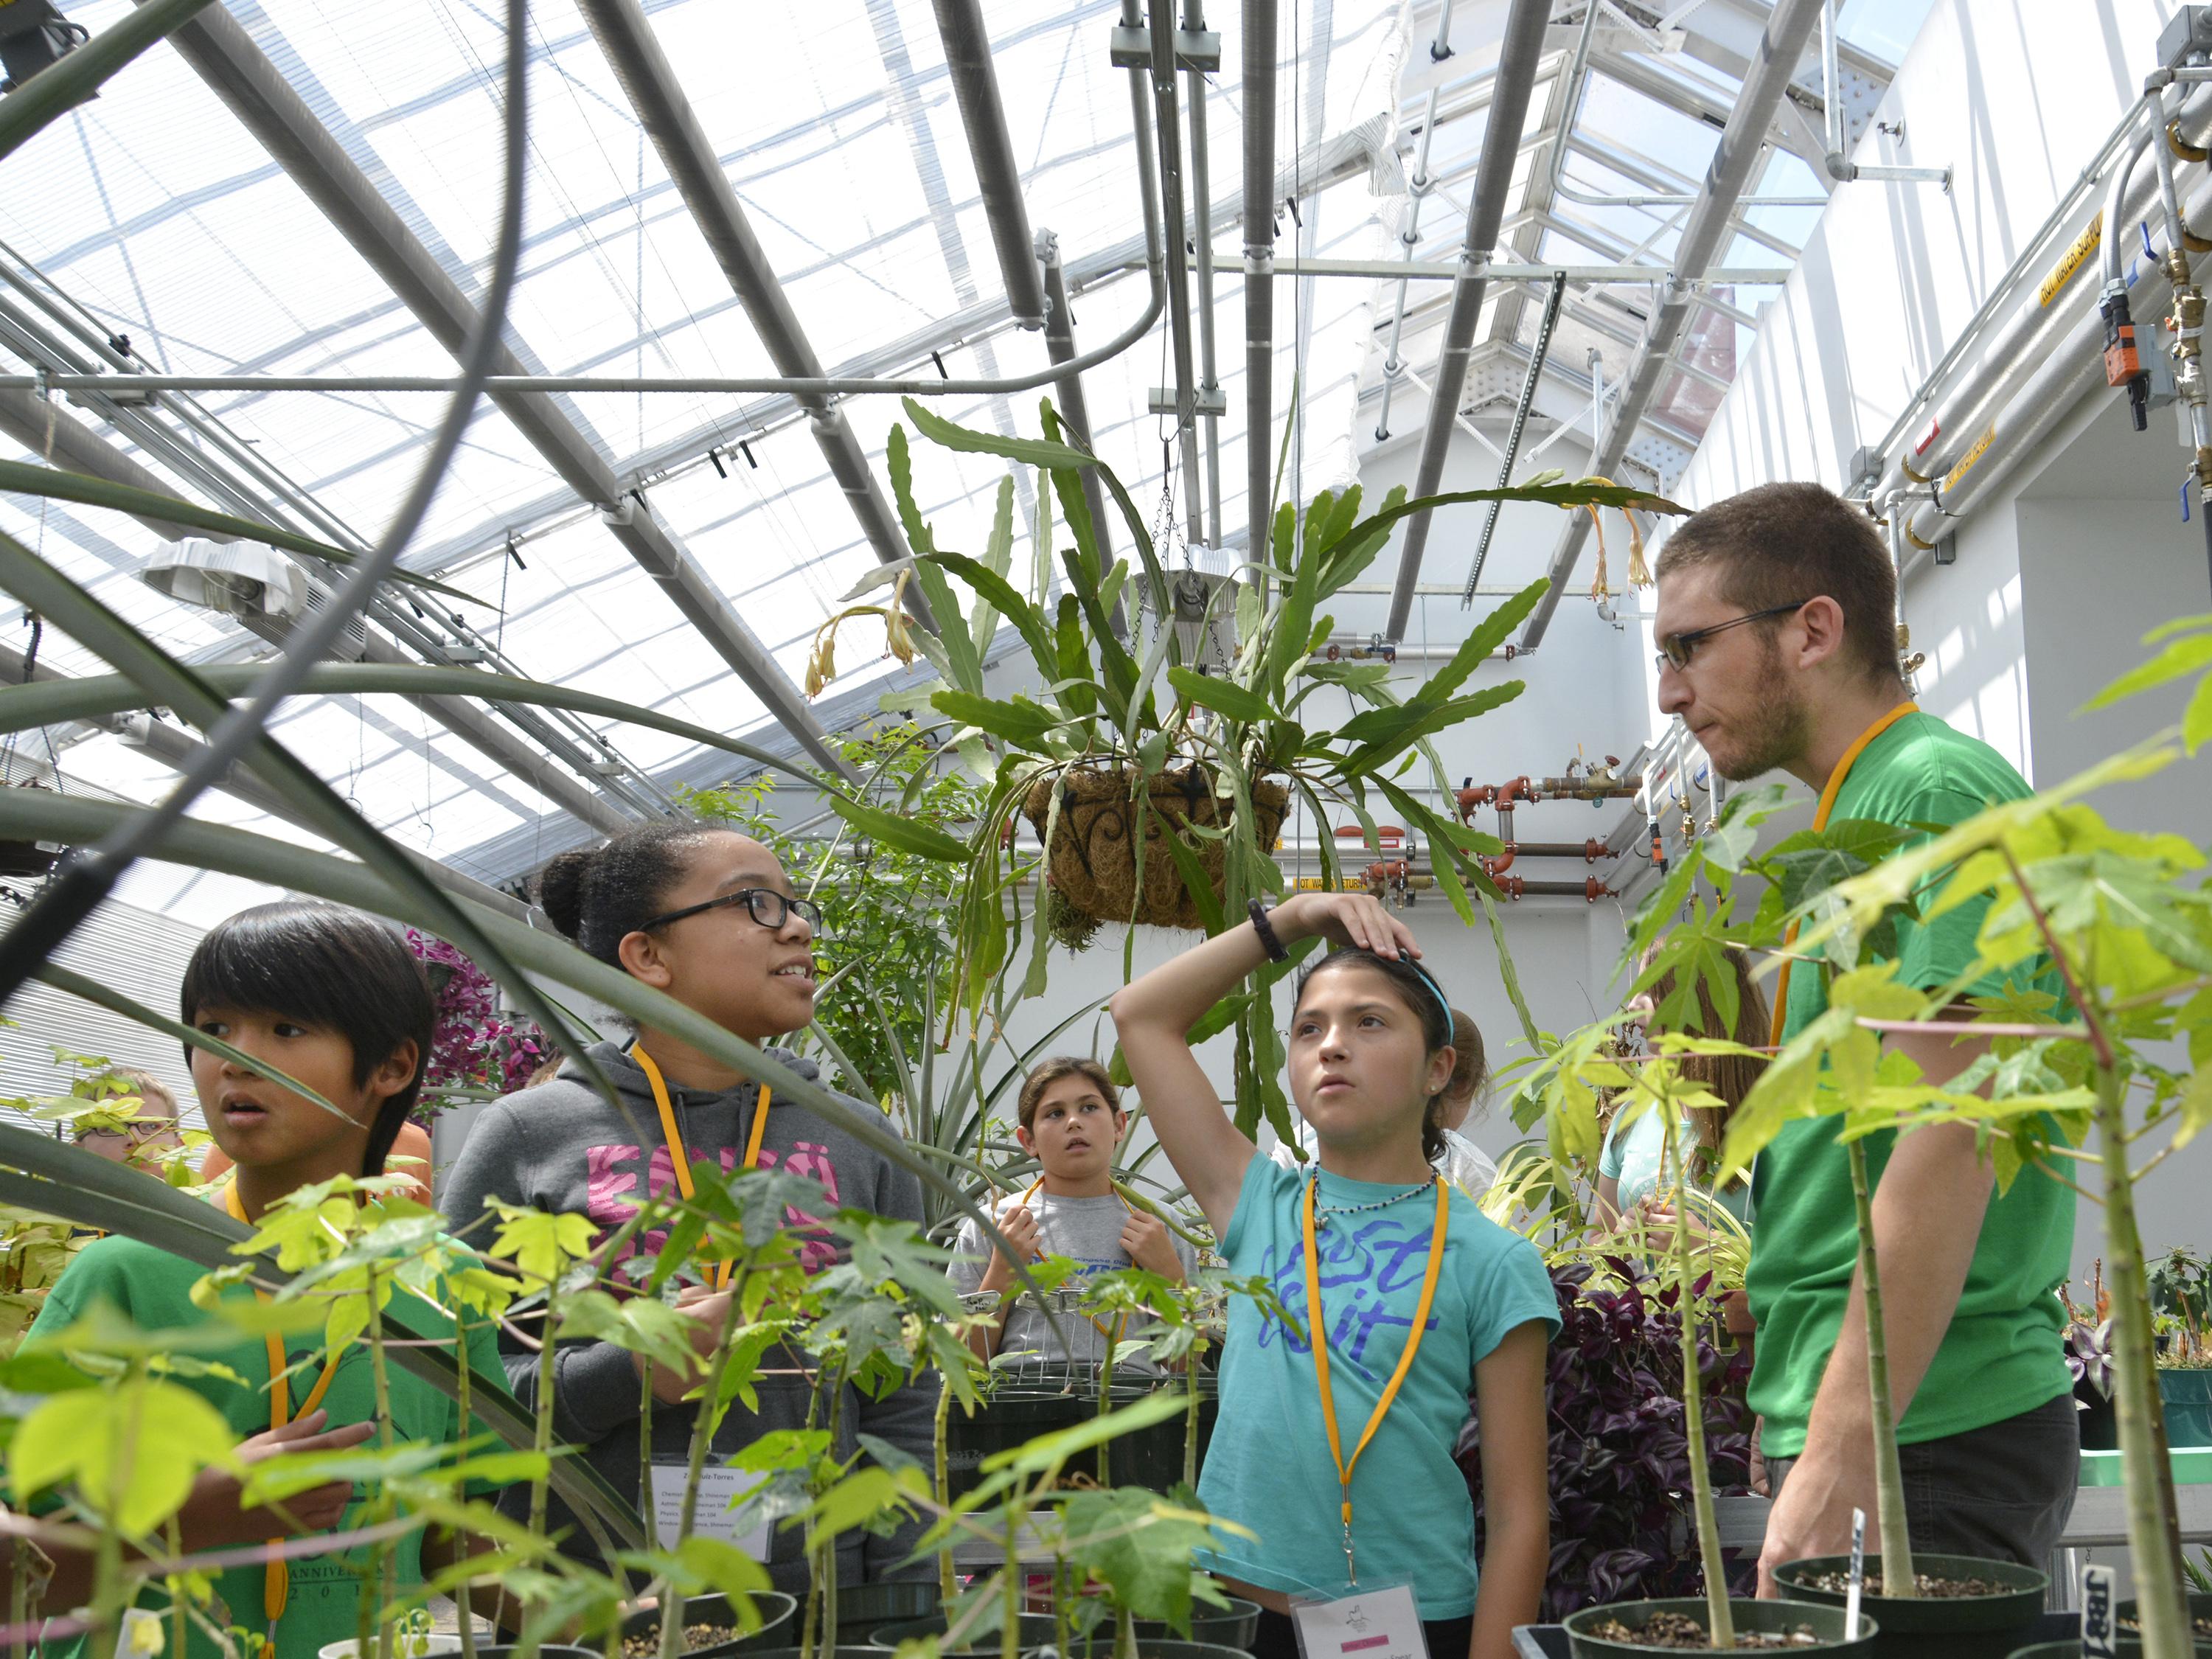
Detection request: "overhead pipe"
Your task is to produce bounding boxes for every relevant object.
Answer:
[1898,91,2212,557]
[1384,0,1554,641]
[1036,231,1115,560]
[928,0,1047,330]
[140,0,856,782]
[1241,0,1276,554]
[1182,0,1224,548]
[1816,0,1946,187]
[1139,0,1206,546]
[574,0,931,633]
[1870,85,2212,517]
[1461,271,1566,603]
[1520,0,1829,650]
[0,387,233,543]
[0,644,540,923]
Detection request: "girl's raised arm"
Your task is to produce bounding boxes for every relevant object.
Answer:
[1108,891,1418,1237]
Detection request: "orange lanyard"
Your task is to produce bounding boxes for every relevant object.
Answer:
[223,1182,344,1659]
[1300,1175,1449,1585]
[632,1044,770,1291]
[1769,703,1920,1049]
[1015,1177,1134,1349]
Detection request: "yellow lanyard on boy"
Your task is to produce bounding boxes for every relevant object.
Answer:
[631,1044,771,1291]
[1015,1176,1133,1350]
[1299,1175,1449,1586]
[223,1182,344,1659]
[1768,702,1919,1049]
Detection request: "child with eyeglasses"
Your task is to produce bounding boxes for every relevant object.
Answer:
[439,820,935,1596]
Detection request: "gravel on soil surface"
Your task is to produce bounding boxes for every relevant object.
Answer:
[1585,1612,1829,1649]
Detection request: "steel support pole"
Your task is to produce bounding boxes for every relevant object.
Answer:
[1242,0,1278,554]
[1183,0,1224,548]
[1141,0,1206,546]
[0,643,540,921]
[136,0,854,782]
[0,388,233,543]
[1384,0,1551,641]
[1037,232,1116,558]
[1520,0,1826,650]
[574,0,929,633]
[931,0,1047,330]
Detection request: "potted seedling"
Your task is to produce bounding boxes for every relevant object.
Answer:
[1535,1038,1875,1656]
[2151,1248,2212,1449]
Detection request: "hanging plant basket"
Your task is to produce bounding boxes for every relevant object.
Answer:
[1023,765,1290,931]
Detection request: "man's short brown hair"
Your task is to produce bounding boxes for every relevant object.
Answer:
[1017,1057,1121,1133]
[1654,481,1900,685]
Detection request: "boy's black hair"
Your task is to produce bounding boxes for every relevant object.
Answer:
[1292,949,1461,1165]
[538,819,719,966]
[180,901,434,1178]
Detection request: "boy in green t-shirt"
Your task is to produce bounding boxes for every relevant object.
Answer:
[1651,482,2077,1587]
[18,901,507,1658]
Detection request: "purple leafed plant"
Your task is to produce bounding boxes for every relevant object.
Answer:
[406,929,551,1121]
[1459,1259,1754,1621]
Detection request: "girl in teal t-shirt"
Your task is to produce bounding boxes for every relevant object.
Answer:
[1113,893,1557,1659]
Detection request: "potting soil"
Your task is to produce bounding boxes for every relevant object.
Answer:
[1799,1571,2015,1599]
[622,1622,738,1656]
[1585,1612,1827,1649]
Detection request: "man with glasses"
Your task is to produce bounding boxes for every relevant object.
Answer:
[1651,481,2076,1585]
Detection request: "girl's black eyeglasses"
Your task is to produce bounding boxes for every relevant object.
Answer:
[1655,600,1809,673]
[640,887,824,935]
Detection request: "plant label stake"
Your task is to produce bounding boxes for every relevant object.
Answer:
[2080,1562,2116,1659]
[1846,1507,1865,1641]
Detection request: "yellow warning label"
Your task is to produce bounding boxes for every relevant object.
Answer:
[1943,425,1997,493]
[1295,876,1329,891]
[2039,215,2103,307]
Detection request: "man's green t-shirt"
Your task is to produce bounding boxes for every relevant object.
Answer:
[24,1232,507,1659]
[1747,710,2075,1461]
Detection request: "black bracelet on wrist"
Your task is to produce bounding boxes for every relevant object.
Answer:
[1248,897,1290,962]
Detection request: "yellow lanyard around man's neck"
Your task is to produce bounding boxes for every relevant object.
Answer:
[1299,1174,1449,1586]
[1768,701,1920,1049]
[632,1043,770,1290]
[223,1180,344,1659]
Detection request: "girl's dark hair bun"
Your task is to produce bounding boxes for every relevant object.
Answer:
[537,846,594,941]
[532,821,716,965]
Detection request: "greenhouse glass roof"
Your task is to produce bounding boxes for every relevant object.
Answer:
[0,0,1921,921]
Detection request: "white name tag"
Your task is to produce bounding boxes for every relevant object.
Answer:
[648,1462,773,1558]
[1290,1585,1427,1659]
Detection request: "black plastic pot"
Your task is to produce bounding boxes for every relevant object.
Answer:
[1772,1554,2046,1659]
[871,1603,1259,1657]
[2116,1590,2212,1655]
[617,1590,800,1658]
[1018,1643,1248,1659]
[740,1648,907,1659]
[2003,1646,2078,1659]
[829,1580,942,1632]
[945,1370,1216,1499]
[474,1649,601,1658]
[1562,1598,1880,1657]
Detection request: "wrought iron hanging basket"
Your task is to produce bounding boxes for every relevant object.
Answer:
[1023,764,1290,931]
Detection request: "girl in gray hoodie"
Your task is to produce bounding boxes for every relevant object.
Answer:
[439,820,934,1592]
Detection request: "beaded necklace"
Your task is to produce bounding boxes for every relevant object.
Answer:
[1312,1180,1435,1218]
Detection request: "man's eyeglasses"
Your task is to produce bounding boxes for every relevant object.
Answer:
[640,887,824,936]
[1655,601,1809,674]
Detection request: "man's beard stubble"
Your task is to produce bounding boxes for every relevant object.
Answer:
[1709,639,1812,782]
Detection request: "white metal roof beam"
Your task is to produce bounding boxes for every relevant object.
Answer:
[0,641,540,922]
[574,0,933,636]
[1522,0,1826,647]
[133,0,854,785]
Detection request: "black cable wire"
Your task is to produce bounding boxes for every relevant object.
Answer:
[0,0,529,1001]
